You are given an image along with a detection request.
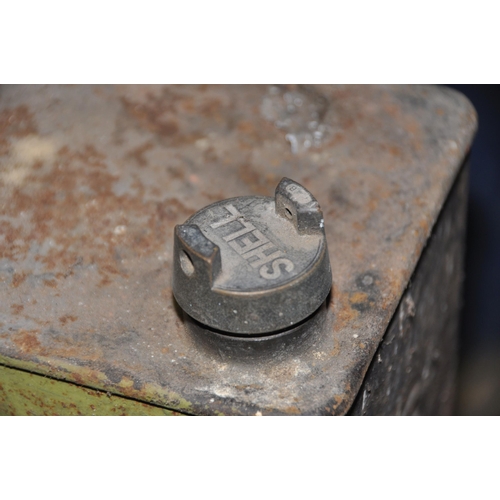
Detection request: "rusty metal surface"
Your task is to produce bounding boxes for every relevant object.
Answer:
[0,85,477,415]
[349,162,468,415]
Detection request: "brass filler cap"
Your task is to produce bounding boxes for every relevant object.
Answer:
[172,178,332,335]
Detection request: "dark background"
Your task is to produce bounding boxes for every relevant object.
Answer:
[448,85,500,415]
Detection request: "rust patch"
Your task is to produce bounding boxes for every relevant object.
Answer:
[332,286,360,331]
[0,105,38,156]
[349,291,376,313]
[156,198,192,223]
[237,121,257,135]
[127,141,154,167]
[350,291,368,304]
[59,315,78,325]
[330,394,344,411]
[198,98,223,118]
[334,305,359,328]
[284,406,301,415]
[118,87,238,148]
[71,372,85,385]
[10,304,24,314]
[0,140,196,286]
[11,272,28,288]
[12,329,44,355]
[120,90,203,146]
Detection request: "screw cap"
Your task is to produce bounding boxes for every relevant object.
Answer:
[172,178,331,334]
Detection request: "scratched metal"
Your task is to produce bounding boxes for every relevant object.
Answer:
[0,85,477,415]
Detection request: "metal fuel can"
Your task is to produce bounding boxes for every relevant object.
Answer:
[0,85,477,415]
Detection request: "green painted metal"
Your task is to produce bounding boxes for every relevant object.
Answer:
[0,364,183,416]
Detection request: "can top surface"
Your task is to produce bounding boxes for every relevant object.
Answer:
[0,85,477,415]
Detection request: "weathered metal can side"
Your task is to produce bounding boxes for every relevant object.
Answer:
[0,85,477,415]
